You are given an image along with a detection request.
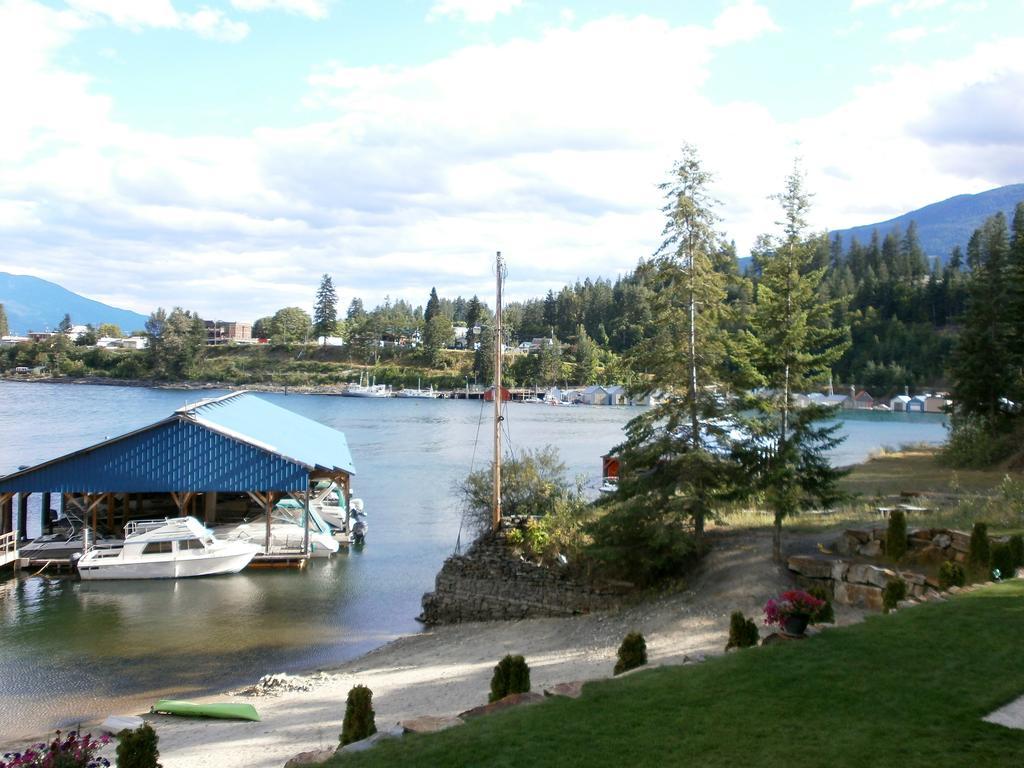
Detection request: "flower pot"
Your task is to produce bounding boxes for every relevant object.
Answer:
[781,613,810,637]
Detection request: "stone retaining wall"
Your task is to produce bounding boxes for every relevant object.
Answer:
[787,554,933,611]
[420,530,622,625]
[836,526,975,564]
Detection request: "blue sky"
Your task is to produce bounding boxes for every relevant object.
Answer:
[2,0,1023,322]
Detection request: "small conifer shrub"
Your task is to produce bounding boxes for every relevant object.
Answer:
[807,585,835,624]
[1009,534,1024,572]
[340,685,377,746]
[725,612,759,650]
[882,579,907,613]
[968,522,991,575]
[991,543,1015,580]
[614,632,648,675]
[116,723,161,768]
[938,561,966,590]
[489,655,531,702]
[885,510,908,561]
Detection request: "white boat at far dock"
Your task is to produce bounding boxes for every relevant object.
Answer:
[76,517,260,580]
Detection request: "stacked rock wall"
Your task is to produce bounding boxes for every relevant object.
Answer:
[420,533,622,625]
[787,555,930,611]
[837,526,973,563]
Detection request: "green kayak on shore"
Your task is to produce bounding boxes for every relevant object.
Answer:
[152,699,261,722]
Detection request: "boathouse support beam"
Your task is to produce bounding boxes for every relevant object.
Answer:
[41,491,51,535]
[17,492,29,542]
[0,493,12,536]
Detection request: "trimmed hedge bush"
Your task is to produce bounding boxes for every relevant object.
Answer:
[883,579,907,613]
[938,561,966,590]
[885,510,908,561]
[116,723,161,768]
[490,655,531,702]
[725,612,759,650]
[341,685,377,746]
[614,632,648,675]
[968,522,991,574]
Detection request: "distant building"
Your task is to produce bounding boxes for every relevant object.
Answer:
[219,322,252,342]
[890,394,912,412]
[0,335,30,347]
[604,385,628,405]
[579,385,610,406]
[923,394,951,413]
[66,324,89,342]
[116,336,148,350]
[849,390,875,410]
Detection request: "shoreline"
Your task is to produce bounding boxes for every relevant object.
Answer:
[0,375,340,394]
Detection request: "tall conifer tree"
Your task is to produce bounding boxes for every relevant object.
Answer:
[736,163,849,562]
[313,274,338,343]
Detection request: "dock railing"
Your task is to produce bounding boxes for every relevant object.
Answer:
[0,530,18,569]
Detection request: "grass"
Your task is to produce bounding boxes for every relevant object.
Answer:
[329,582,1024,768]
[718,446,1024,536]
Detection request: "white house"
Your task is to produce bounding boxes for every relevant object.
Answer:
[604,385,628,405]
[115,336,149,350]
[579,385,610,406]
[890,394,912,412]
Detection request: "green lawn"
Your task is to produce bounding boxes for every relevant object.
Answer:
[333,582,1024,768]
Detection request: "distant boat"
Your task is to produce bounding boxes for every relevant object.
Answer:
[396,378,439,398]
[215,501,340,558]
[76,517,259,580]
[343,371,392,398]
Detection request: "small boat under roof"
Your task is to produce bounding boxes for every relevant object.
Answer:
[76,517,260,580]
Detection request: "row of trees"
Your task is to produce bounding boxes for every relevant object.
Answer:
[592,148,848,582]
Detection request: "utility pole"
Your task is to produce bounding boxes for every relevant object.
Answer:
[492,251,504,532]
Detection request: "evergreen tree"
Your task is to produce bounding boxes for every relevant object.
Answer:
[465,295,482,347]
[473,321,494,383]
[590,145,739,582]
[313,274,338,342]
[58,313,72,333]
[736,163,849,562]
[542,290,557,331]
[537,335,562,385]
[346,297,366,320]
[572,323,598,384]
[423,313,454,365]
[0,303,8,337]
[950,212,1013,420]
[424,287,441,323]
[1007,203,1024,403]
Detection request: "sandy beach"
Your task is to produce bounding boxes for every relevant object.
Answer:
[77,530,861,768]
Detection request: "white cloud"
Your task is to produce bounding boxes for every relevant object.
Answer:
[710,0,779,45]
[427,0,522,24]
[888,25,929,41]
[230,0,330,20]
[182,7,250,41]
[62,0,249,40]
[2,0,1024,320]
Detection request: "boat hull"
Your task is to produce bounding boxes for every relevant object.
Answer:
[152,699,260,721]
[78,546,258,580]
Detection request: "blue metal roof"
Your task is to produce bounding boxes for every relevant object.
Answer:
[181,392,356,477]
[0,392,355,493]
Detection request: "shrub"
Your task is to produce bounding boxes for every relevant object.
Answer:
[1009,534,1024,571]
[340,685,377,746]
[882,579,907,613]
[968,522,991,574]
[489,655,531,702]
[991,543,1015,581]
[806,585,835,624]
[615,632,648,674]
[938,561,966,590]
[725,612,759,650]
[0,730,110,768]
[116,723,161,768]
[884,510,907,561]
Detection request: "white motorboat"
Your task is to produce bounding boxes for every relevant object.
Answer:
[76,517,259,580]
[395,379,439,398]
[217,502,340,557]
[342,372,392,398]
[312,482,368,544]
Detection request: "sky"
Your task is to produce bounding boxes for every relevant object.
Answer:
[1,0,1023,323]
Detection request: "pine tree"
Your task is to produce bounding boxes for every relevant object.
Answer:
[572,324,598,384]
[1007,203,1024,403]
[465,295,482,348]
[950,213,1013,420]
[473,321,494,383]
[589,145,739,582]
[58,313,72,333]
[346,297,366,320]
[542,290,557,331]
[424,287,441,323]
[0,303,8,337]
[313,274,338,343]
[736,162,850,562]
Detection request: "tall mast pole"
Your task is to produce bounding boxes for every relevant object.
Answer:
[492,251,503,532]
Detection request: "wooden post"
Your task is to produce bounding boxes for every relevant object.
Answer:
[106,494,114,531]
[265,493,273,556]
[41,491,51,535]
[17,492,29,541]
[303,486,310,557]
[0,493,13,536]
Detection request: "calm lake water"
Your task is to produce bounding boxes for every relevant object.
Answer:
[0,381,948,740]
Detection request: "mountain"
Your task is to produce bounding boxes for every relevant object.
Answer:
[0,272,149,335]
[829,183,1024,262]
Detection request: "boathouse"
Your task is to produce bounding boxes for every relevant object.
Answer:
[0,392,356,562]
